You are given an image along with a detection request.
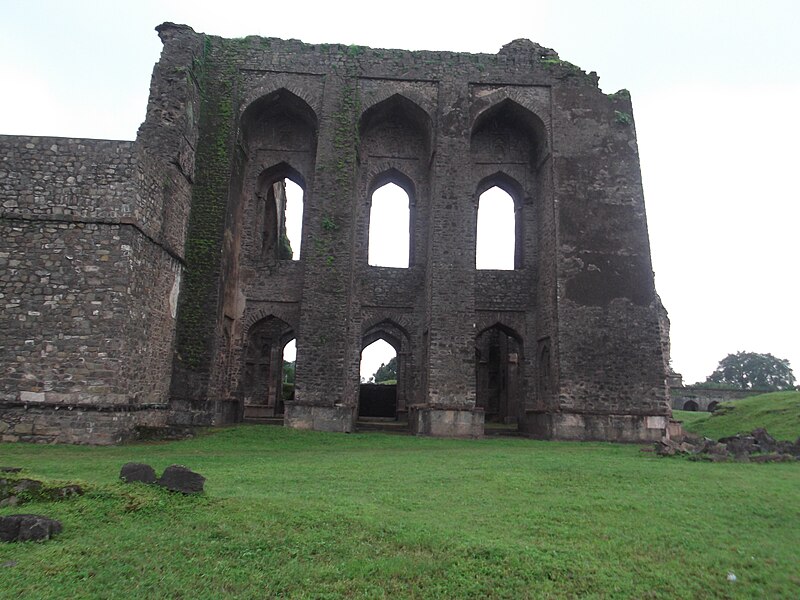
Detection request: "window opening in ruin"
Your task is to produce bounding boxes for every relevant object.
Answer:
[257,176,304,261]
[281,338,297,409]
[359,338,398,418]
[476,186,515,270]
[284,180,303,260]
[368,183,410,268]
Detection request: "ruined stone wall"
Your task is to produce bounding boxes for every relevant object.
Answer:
[0,136,138,404]
[2,23,669,443]
[0,138,176,442]
[0,24,201,443]
[156,27,668,440]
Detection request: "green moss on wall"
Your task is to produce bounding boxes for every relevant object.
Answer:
[174,36,239,371]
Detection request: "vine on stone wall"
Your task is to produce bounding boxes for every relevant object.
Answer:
[174,35,239,370]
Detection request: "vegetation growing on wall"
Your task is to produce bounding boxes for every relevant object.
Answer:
[174,36,239,370]
[312,60,361,271]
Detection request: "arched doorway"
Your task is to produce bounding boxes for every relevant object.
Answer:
[357,319,413,422]
[359,338,398,418]
[683,400,699,412]
[476,324,523,425]
[242,315,294,420]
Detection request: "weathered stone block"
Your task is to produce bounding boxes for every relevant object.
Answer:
[0,514,62,542]
[285,404,355,433]
[119,462,157,484]
[156,465,205,494]
[409,406,484,438]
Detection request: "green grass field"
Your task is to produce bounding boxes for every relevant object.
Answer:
[2,425,799,599]
[674,391,800,441]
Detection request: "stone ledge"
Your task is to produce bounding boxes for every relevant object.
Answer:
[409,405,484,438]
[284,403,355,433]
[523,411,668,442]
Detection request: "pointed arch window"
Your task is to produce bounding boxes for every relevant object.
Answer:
[476,186,516,270]
[368,182,410,268]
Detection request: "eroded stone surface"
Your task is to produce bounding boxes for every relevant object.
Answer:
[156,465,205,494]
[119,462,157,484]
[0,514,62,542]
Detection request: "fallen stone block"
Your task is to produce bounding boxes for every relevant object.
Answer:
[156,465,205,494]
[119,462,157,484]
[0,514,62,542]
[751,428,777,452]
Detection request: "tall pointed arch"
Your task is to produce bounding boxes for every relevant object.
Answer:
[366,168,416,268]
[475,172,526,270]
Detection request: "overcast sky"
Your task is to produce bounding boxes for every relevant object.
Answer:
[2,0,798,384]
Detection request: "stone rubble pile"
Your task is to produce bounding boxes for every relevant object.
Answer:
[656,428,800,462]
[1,473,84,508]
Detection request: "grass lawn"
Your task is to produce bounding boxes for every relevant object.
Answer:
[1,426,799,599]
[672,410,711,430]
[675,391,800,441]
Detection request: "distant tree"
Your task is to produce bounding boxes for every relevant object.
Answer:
[283,360,295,384]
[705,352,795,391]
[372,356,397,384]
[685,380,738,390]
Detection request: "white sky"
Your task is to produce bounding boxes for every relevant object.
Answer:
[2,0,798,385]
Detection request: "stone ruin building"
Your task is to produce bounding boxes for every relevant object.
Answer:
[0,23,671,444]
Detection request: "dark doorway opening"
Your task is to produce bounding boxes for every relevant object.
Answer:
[476,324,523,425]
[242,316,294,421]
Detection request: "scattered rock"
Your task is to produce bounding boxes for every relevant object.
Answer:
[120,462,157,484]
[0,514,62,542]
[1,476,83,506]
[54,484,83,499]
[751,428,777,451]
[655,428,799,462]
[0,467,22,473]
[156,465,205,494]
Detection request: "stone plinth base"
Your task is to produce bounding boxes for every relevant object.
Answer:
[523,411,668,443]
[284,403,355,433]
[409,405,484,438]
[0,404,168,445]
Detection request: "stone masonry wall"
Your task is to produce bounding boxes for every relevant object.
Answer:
[2,23,668,442]
[154,26,668,439]
[0,23,202,442]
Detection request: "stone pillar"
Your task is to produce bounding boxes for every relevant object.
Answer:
[285,72,359,433]
[411,79,484,437]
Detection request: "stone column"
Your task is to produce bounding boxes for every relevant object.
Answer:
[410,79,483,437]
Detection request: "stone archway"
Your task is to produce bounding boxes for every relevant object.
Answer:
[359,319,413,420]
[242,315,294,420]
[476,323,524,425]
